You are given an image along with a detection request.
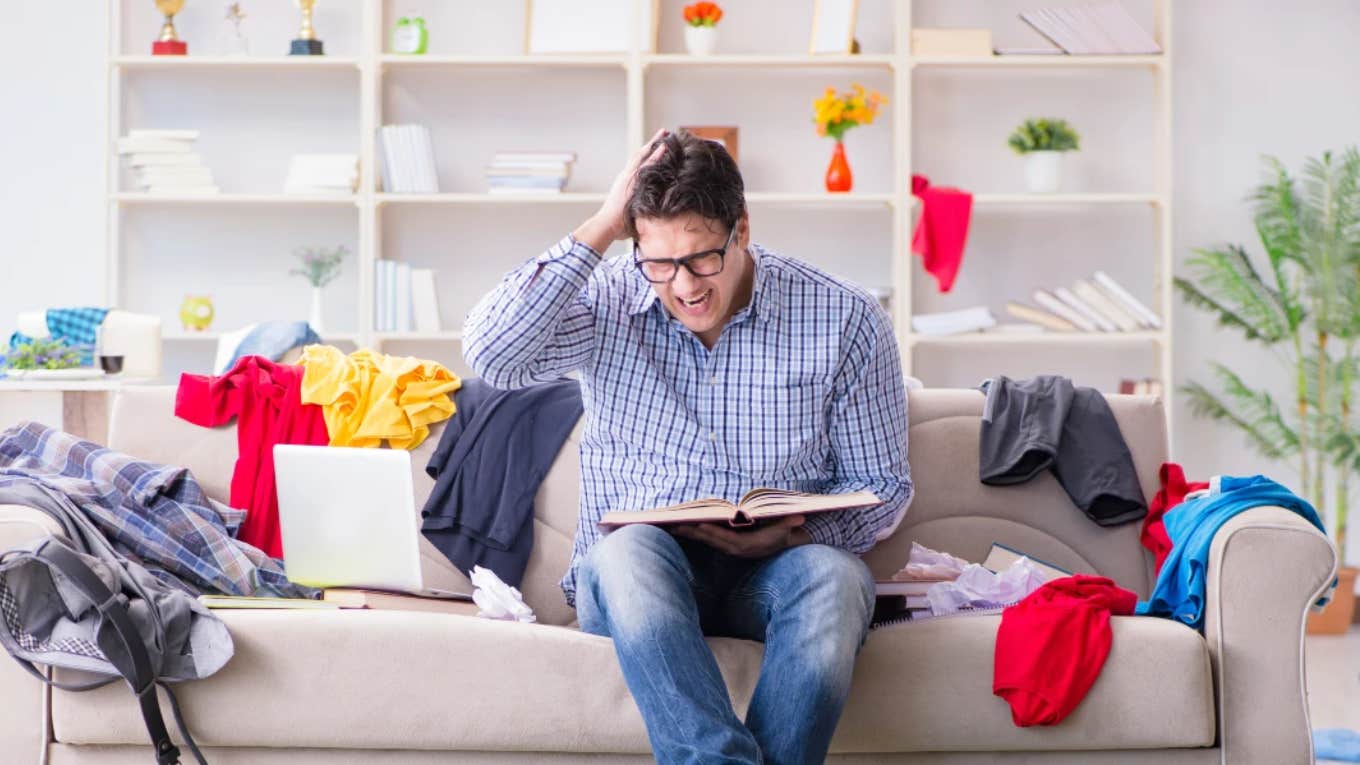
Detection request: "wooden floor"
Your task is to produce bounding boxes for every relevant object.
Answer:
[1308,626,1359,762]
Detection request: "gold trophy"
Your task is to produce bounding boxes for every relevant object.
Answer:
[289,0,325,55]
[152,0,188,55]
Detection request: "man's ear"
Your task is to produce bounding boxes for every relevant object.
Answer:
[737,214,751,250]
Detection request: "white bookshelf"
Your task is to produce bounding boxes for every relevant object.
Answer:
[104,0,1173,437]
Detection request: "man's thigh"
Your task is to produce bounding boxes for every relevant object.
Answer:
[716,544,874,642]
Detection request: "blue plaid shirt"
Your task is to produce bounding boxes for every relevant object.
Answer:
[464,236,913,607]
[0,422,313,599]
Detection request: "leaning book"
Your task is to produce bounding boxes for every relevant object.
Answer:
[597,489,880,529]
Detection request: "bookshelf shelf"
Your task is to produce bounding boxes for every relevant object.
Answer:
[113,192,360,206]
[971,192,1162,206]
[643,54,896,69]
[745,192,897,207]
[111,55,361,70]
[911,54,1163,69]
[376,192,608,205]
[909,330,1164,347]
[380,54,627,69]
[373,332,464,342]
[164,332,362,343]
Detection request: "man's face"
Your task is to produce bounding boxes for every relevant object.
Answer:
[635,213,752,346]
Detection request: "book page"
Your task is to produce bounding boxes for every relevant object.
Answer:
[598,498,738,527]
[741,489,881,515]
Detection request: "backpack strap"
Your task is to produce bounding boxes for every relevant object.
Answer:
[29,540,203,765]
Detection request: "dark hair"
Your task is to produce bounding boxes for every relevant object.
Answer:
[624,129,746,239]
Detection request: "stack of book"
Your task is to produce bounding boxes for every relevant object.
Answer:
[485,151,575,195]
[1017,2,1161,54]
[379,124,439,193]
[1005,271,1161,333]
[285,154,359,195]
[373,260,442,333]
[119,129,218,194]
[911,306,997,336]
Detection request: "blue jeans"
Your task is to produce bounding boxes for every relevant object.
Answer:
[575,523,876,765]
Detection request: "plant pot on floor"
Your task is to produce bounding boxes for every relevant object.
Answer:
[685,26,717,56]
[1306,566,1358,635]
[1024,150,1064,193]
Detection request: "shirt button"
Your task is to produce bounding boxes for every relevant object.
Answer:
[709,375,718,384]
[708,432,717,441]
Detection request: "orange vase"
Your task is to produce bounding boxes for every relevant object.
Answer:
[825,140,852,193]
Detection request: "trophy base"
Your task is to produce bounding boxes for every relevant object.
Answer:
[152,40,188,56]
[289,39,325,56]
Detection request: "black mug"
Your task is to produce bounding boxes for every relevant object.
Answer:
[98,355,124,375]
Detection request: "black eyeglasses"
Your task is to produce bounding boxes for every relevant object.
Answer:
[633,227,736,284]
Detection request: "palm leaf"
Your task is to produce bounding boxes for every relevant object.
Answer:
[1181,373,1298,460]
[1173,277,1272,341]
[1179,246,1292,342]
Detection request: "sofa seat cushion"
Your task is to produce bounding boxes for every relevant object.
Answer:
[51,610,1214,753]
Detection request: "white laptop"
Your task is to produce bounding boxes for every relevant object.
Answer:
[273,444,469,599]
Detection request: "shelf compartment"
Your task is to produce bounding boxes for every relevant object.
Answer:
[114,193,359,206]
[911,55,1164,69]
[112,56,360,70]
[909,330,1164,346]
[644,54,896,69]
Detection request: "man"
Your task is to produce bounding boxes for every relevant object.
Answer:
[463,129,912,764]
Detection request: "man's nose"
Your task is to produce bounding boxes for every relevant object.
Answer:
[672,266,702,294]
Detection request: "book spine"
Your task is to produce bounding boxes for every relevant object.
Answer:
[1073,280,1140,331]
[1093,271,1162,328]
[1054,286,1117,332]
[1032,289,1096,332]
[1004,301,1077,332]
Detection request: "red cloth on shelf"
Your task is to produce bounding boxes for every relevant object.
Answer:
[175,356,330,558]
[911,174,973,293]
[1142,462,1209,575]
[993,574,1138,727]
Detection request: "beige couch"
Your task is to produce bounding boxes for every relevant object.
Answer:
[0,386,1337,764]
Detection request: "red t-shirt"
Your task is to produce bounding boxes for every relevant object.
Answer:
[175,356,330,558]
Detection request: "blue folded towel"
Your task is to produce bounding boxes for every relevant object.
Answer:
[1316,729,1360,762]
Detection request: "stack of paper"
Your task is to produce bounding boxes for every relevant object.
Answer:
[285,154,358,195]
[119,130,218,194]
[379,125,439,193]
[1018,2,1161,54]
[486,151,576,194]
[910,306,997,336]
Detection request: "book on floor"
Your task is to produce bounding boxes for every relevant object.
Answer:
[598,489,881,529]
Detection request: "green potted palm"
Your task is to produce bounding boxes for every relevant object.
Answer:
[1176,147,1360,633]
[1007,117,1080,193]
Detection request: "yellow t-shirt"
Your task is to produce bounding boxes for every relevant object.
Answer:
[299,345,461,449]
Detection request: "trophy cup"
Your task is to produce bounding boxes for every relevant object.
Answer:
[289,0,325,56]
[152,0,188,56]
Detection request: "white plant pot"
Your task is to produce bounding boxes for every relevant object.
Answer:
[1024,151,1064,193]
[684,25,717,56]
[309,287,325,333]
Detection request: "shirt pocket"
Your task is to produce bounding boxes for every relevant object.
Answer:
[741,371,832,477]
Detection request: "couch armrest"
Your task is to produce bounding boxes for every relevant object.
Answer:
[1204,505,1337,765]
[0,504,63,764]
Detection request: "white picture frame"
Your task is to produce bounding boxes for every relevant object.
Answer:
[526,0,658,55]
[809,0,859,55]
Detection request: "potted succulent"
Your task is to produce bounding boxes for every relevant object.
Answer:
[1007,117,1081,193]
[291,245,349,333]
[1175,147,1360,634]
[813,83,887,193]
[682,2,723,56]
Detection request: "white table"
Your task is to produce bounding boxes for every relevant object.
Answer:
[0,378,160,442]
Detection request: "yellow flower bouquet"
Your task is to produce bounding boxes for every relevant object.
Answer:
[813,84,887,142]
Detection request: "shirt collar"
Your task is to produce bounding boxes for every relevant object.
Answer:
[627,243,778,325]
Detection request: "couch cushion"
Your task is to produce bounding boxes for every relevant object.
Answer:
[52,610,1213,753]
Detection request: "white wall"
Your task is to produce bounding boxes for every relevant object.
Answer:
[2,1,1358,558]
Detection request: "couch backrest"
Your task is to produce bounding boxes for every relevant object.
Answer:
[108,385,1166,628]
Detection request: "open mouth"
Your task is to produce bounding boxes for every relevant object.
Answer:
[678,289,713,314]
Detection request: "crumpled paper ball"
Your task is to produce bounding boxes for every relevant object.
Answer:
[469,565,536,623]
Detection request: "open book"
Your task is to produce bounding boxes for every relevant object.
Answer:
[597,489,881,529]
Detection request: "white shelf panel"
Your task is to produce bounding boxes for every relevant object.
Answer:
[0,378,160,392]
[373,332,464,342]
[910,330,1164,346]
[644,54,897,69]
[745,192,896,207]
[164,332,361,342]
[376,193,608,205]
[381,54,626,69]
[112,56,360,70]
[911,55,1163,69]
[971,193,1162,206]
[114,192,359,206]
